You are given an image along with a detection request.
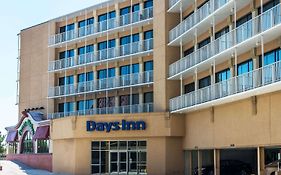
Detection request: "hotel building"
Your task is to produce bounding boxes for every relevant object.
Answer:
[5,0,281,174]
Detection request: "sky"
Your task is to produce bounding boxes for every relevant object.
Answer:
[0,0,107,134]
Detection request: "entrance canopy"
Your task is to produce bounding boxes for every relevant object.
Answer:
[6,131,18,143]
[33,126,50,140]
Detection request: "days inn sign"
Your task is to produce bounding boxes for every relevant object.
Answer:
[86,120,146,132]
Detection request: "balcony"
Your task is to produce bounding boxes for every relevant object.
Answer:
[169,0,230,43]
[48,103,154,119]
[168,0,192,13]
[170,60,281,113]
[48,7,153,47]
[48,38,153,72]
[169,3,281,79]
[48,71,153,98]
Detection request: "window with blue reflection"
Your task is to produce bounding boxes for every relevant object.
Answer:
[59,49,74,59]
[120,34,140,45]
[144,61,153,71]
[78,72,94,82]
[99,11,116,21]
[120,64,139,75]
[215,69,230,83]
[64,102,75,112]
[120,7,130,15]
[77,100,94,111]
[98,14,107,22]
[236,13,252,27]
[184,47,194,57]
[59,75,74,86]
[98,39,116,50]
[198,38,210,49]
[133,4,140,12]
[59,23,75,33]
[144,0,153,8]
[215,27,229,39]
[259,48,281,67]
[144,30,153,40]
[78,45,94,55]
[258,0,279,14]
[199,76,211,89]
[98,68,116,79]
[237,59,253,75]
[58,103,64,113]
[78,18,94,28]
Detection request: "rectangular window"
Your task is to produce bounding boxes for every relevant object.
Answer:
[215,27,229,39]
[132,4,140,12]
[120,64,139,75]
[120,34,140,45]
[198,37,210,49]
[77,100,94,111]
[120,7,130,15]
[98,39,116,50]
[236,13,252,27]
[78,17,94,28]
[184,47,194,57]
[58,75,74,85]
[59,23,74,33]
[144,61,153,71]
[59,49,74,59]
[58,102,75,113]
[78,72,94,82]
[199,76,211,89]
[98,11,116,22]
[144,30,153,40]
[215,69,230,83]
[98,68,115,79]
[184,82,195,94]
[97,97,115,108]
[144,0,153,8]
[258,0,279,14]
[144,92,153,103]
[259,48,281,67]
[237,59,253,75]
[78,45,94,55]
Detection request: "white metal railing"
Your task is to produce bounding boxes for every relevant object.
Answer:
[48,71,153,97]
[48,38,153,71]
[170,60,281,112]
[169,3,281,77]
[169,0,229,42]
[169,0,180,9]
[48,103,154,119]
[48,7,153,46]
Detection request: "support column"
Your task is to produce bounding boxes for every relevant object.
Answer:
[140,0,144,14]
[198,150,202,175]
[215,149,220,175]
[116,33,120,56]
[115,3,120,26]
[259,147,265,175]
[139,88,143,105]
[139,27,144,51]
[93,10,98,33]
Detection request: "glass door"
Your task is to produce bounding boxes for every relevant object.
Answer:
[129,151,138,174]
[110,151,128,174]
[110,151,118,174]
[119,151,128,174]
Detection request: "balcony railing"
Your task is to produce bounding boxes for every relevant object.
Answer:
[170,60,281,112]
[169,0,180,9]
[48,103,154,119]
[169,0,229,42]
[49,7,153,46]
[169,3,281,78]
[48,38,153,72]
[48,71,153,98]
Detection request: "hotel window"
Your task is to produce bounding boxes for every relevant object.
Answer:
[78,17,94,28]
[37,140,49,153]
[78,45,94,55]
[120,94,139,106]
[144,30,153,40]
[215,69,230,83]
[98,11,116,22]
[91,141,147,174]
[237,59,253,75]
[259,48,281,67]
[258,0,279,14]
[59,23,74,33]
[236,13,252,27]
[144,0,153,8]
[58,102,75,113]
[98,39,116,50]
[120,34,140,45]
[21,131,33,154]
[59,75,74,86]
[199,76,211,89]
[198,38,210,49]
[98,68,115,79]
[184,82,195,94]
[144,61,153,71]
[120,7,130,15]
[184,47,194,57]
[59,49,74,59]
[144,92,153,103]
[97,97,115,108]
[133,4,140,12]
[120,64,139,75]
[77,100,94,111]
[215,27,229,39]
[78,72,94,82]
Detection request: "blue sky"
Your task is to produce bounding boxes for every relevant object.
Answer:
[0,0,106,134]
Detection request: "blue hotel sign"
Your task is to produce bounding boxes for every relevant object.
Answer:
[86,120,146,132]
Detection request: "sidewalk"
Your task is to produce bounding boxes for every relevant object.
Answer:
[0,160,67,175]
